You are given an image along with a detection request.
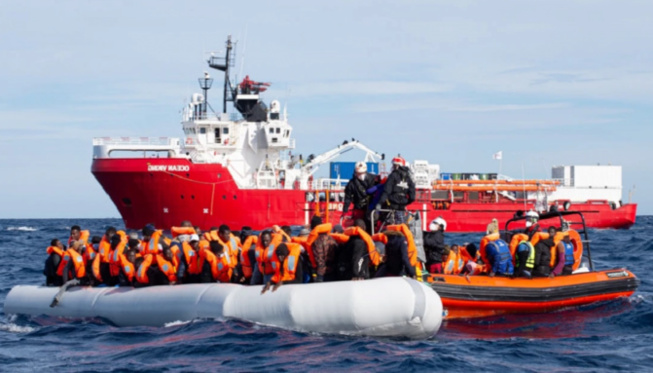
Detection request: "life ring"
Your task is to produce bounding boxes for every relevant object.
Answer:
[185,138,193,145]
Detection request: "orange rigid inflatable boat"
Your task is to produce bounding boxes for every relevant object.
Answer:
[427,211,639,319]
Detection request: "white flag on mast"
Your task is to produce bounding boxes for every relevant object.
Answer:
[493,151,503,160]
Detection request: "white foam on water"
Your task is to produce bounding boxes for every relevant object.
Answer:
[0,323,37,333]
[6,226,38,232]
[164,320,192,328]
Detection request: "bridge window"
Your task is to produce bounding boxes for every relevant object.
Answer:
[269,127,273,134]
[214,128,221,144]
[222,127,229,134]
[200,127,206,134]
[275,127,280,134]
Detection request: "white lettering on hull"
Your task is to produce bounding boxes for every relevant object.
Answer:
[148,165,190,172]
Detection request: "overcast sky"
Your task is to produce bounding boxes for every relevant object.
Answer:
[1,0,651,218]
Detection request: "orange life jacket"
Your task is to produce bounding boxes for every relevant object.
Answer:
[240,235,259,278]
[68,230,90,247]
[273,225,292,242]
[61,248,86,280]
[329,233,350,244]
[479,232,500,268]
[372,233,388,244]
[171,226,196,238]
[270,243,302,283]
[306,223,332,248]
[180,241,201,275]
[156,255,178,282]
[97,236,112,263]
[256,233,283,275]
[509,233,529,263]
[109,241,127,277]
[92,254,103,282]
[141,230,163,256]
[46,246,65,257]
[120,254,136,283]
[200,249,231,282]
[443,250,465,275]
[344,226,381,266]
[386,224,418,267]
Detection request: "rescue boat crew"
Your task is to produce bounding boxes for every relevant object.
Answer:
[524,210,541,239]
[261,243,303,294]
[44,238,65,286]
[342,161,377,228]
[485,238,514,277]
[375,229,415,279]
[424,218,446,274]
[375,156,416,224]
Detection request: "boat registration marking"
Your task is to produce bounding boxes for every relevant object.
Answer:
[148,165,190,172]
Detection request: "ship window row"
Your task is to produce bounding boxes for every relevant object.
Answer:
[183,128,197,134]
[267,127,289,137]
[183,127,229,135]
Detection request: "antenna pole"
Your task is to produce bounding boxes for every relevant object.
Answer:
[223,36,232,114]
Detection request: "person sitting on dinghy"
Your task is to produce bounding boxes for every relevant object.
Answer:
[199,241,231,283]
[44,238,65,286]
[261,243,303,294]
[514,239,535,279]
[485,239,514,277]
[61,240,89,285]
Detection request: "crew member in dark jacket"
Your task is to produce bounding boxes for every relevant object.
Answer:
[376,156,415,224]
[424,217,447,274]
[343,162,377,230]
[533,226,556,277]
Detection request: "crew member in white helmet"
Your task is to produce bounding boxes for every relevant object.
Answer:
[342,161,377,230]
[424,217,446,273]
[524,210,540,239]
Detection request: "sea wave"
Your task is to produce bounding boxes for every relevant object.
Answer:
[5,226,37,232]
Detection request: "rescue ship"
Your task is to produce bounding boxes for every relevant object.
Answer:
[428,211,639,319]
[91,36,637,232]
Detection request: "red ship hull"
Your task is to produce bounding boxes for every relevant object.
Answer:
[92,158,637,232]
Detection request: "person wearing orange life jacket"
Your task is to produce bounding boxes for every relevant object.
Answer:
[83,236,101,286]
[307,216,339,282]
[237,228,258,284]
[338,219,377,281]
[375,228,416,279]
[216,224,241,281]
[198,241,232,283]
[173,234,202,283]
[67,225,90,247]
[44,238,65,286]
[93,227,118,286]
[61,241,88,285]
[136,244,178,286]
[251,230,273,285]
[139,224,163,256]
[552,221,575,276]
[261,243,303,294]
[118,248,142,287]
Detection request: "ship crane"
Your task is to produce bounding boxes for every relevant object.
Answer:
[301,140,383,178]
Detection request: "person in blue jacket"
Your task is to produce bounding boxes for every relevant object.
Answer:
[485,239,514,277]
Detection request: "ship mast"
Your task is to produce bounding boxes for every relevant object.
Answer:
[208,35,235,114]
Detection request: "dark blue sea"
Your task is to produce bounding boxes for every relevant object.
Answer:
[1,217,651,372]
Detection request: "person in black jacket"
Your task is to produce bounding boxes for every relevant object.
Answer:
[533,226,556,277]
[375,156,415,224]
[343,162,377,230]
[424,217,446,273]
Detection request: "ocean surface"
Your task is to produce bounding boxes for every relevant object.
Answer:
[0,217,651,372]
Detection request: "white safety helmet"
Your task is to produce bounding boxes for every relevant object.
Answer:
[355,161,367,174]
[429,217,447,231]
[525,210,539,227]
[189,234,200,242]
